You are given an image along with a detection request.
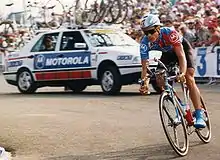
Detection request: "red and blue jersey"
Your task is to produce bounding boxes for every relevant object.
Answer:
[140,27,183,60]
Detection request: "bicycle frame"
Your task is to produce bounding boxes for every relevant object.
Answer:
[149,58,194,126]
[164,74,194,127]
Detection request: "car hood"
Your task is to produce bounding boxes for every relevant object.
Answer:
[96,45,140,56]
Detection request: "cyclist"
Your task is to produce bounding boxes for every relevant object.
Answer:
[139,14,206,129]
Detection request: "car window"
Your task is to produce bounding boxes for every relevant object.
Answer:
[60,31,87,51]
[84,29,138,47]
[31,33,59,52]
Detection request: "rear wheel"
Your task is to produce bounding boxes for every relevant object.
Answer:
[196,96,211,143]
[159,92,189,156]
[17,69,37,94]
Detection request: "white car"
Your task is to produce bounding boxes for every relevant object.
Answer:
[3,28,158,95]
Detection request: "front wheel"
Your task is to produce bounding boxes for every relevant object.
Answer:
[159,92,189,156]
[17,69,37,94]
[100,66,121,95]
[196,96,211,143]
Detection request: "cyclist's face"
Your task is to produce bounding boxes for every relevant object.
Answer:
[142,27,159,42]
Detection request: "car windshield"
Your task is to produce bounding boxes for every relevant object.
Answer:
[84,29,138,47]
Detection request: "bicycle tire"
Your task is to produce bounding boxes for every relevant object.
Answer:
[77,0,100,26]
[0,21,15,34]
[44,0,64,29]
[114,1,128,24]
[195,96,211,143]
[159,92,189,156]
[103,0,122,24]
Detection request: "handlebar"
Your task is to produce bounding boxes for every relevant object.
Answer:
[148,58,168,71]
[139,58,180,85]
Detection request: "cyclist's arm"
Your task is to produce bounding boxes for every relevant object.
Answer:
[141,59,149,79]
[173,45,187,74]
[167,29,187,75]
[140,38,150,80]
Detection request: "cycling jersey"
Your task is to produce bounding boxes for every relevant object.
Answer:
[140,27,183,60]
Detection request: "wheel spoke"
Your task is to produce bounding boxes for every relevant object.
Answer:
[18,71,32,91]
[102,71,114,92]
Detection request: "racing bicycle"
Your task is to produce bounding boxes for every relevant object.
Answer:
[141,58,211,156]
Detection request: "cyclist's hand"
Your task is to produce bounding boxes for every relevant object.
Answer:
[139,79,150,95]
[176,73,186,83]
[139,86,150,95]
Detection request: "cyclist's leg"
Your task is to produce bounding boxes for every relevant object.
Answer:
[182,38,206,128]
[158,51,178,89]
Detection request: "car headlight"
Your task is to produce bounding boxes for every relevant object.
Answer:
[132,56,141,64]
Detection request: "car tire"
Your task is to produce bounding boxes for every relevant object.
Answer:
[68,84,87,93]
[100,66,121,95]
[17,69,37,94]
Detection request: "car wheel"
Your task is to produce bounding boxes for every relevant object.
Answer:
[100,66,121,95]
[17,69,37,94]
[68,84,87,93]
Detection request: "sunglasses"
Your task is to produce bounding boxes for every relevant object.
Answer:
[143,29,157,36]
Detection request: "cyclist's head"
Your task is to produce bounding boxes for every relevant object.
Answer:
[141,14,162,42]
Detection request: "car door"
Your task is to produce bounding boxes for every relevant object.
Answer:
[55,31,93,80]
[31,32,60,81]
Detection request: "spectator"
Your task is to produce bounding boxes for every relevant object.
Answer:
[173,22,181,33]
[204,22,220,47]
[186,19,196,34]
[194,19,210,47]
[204,22,220,85]
[203,10,215,26]
[179,24,196,44]
[217,14,220,32]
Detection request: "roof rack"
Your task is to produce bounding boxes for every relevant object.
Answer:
[87,23,123,30]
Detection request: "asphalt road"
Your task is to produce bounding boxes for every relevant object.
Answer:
[0,75,219,160]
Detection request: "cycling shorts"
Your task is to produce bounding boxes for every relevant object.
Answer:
[159,38,195,69]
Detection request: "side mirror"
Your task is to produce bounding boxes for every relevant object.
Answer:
[74,43,87,49]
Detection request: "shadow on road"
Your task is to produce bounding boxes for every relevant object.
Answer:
[46,140,209,160]
[0,91,160,99]
[47,143,178,160]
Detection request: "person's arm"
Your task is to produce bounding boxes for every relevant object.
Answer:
[173,44,187,75]
[141,59,149,80]
[168,29,187,75]
[140,37,149,80]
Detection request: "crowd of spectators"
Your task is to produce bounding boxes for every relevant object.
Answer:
[126,0,220,49]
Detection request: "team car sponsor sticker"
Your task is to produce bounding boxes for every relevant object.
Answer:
[8,60,23,67]
[117,55,133,60]
[34,52,91,69]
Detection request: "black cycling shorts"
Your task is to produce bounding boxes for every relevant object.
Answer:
[159,38,195,69]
